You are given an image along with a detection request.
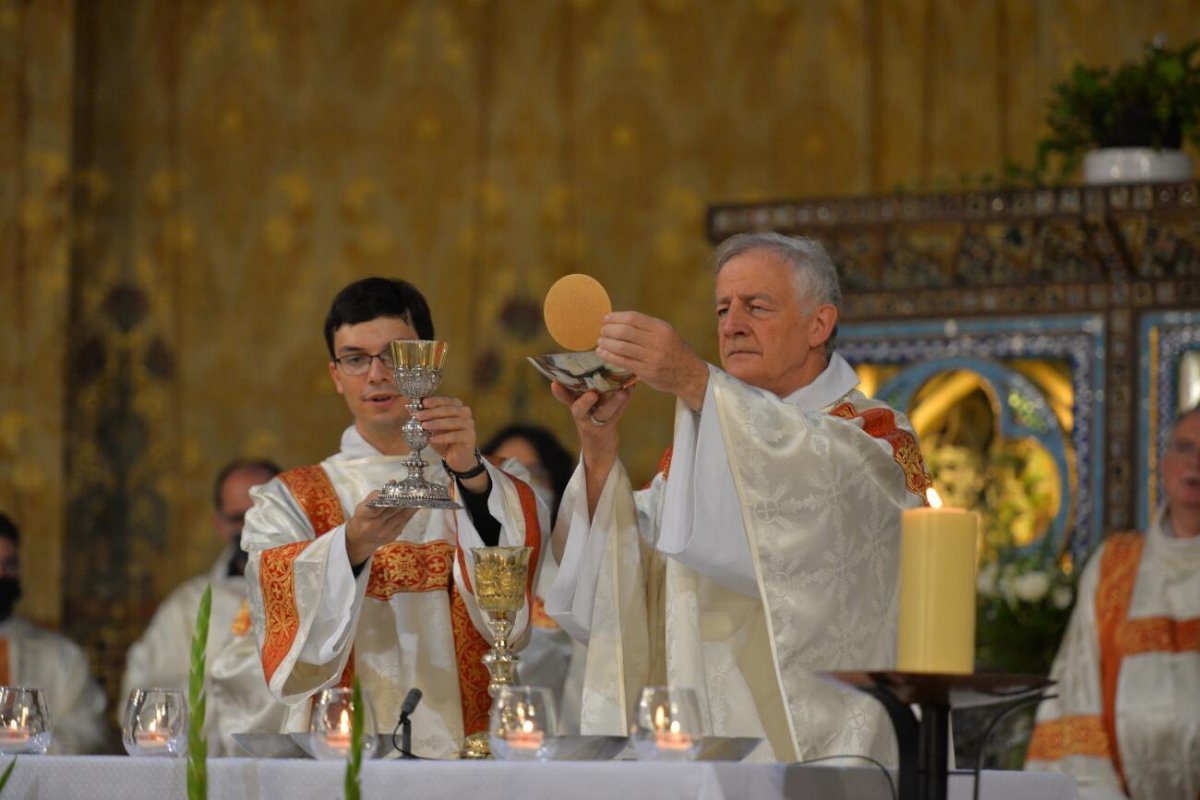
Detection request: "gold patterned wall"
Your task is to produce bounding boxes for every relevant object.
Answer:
[2,0,1200,720]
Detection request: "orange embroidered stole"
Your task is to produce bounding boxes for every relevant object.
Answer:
[258,463,541,736]
[454,477,543,734]
[1027,532,1200,789]
[650,399,932,500]
[827,401,932,499]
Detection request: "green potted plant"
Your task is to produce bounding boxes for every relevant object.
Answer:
[1035,36,1200,184]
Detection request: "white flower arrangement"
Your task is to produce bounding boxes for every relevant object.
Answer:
[1012,570,1052,604]
[975,554,1077,675]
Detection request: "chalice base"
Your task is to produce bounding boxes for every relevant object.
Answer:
[367,476,463,510]
[460,731,491,760]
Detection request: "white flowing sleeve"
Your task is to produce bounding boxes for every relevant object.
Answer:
[242,479,367,703]
[544,463,628,644]
[208,613,291,756]
[294,524,370,663]
[657,366,758,596]
[543,458,653,736]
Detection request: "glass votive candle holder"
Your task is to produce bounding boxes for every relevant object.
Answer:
[123,688,188,757]
[0,686,52,755]
[630,685,703,761]
[489,685,557,761]
[309,687,377,760]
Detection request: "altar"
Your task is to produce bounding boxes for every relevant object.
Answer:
[0,757,1077,800]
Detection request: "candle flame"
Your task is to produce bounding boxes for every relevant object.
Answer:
[654,706,666,731]
[338,708,351,735]
[926,487,944,509]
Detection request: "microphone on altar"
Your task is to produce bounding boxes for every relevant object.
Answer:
[395,688,423,758]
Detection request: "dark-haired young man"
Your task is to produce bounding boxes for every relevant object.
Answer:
[242,277,543,757]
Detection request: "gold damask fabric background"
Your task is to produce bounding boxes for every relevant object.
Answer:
[2,0,1199,729]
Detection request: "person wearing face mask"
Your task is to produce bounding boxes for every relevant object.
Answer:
[121,458,282,754]
[0,512,106,753]
[481,423,582,732]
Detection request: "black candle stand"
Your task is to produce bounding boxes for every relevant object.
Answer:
[823,671,1054,800]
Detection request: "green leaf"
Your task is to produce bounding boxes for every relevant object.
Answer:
[187,584,212,800]
[0,756,15,794]
[344,677,364,800]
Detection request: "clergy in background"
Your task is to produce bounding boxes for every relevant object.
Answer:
[1026,405,1200,800]
[122,457,282,754]
[546,232,931,763]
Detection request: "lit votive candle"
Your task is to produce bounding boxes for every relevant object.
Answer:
[135,729,170,747]
[897,488,979,674]
[0,721,29,747]
[655,724,693,752]
[506,720,545,751]
[324,709,352,751]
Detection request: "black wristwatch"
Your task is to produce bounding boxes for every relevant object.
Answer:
[443,448,487,481]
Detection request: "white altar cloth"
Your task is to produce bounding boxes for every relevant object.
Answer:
[0,756,1076,800]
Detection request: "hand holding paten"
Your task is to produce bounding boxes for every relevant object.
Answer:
[551,382,631,441]
[346,496,418,567]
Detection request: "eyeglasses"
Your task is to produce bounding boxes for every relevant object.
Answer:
[333,348,396,376]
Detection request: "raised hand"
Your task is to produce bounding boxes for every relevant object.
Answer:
[414,396,489,495]
[595,311,708,411]
[414,396,479,473]
[549,381,633,525]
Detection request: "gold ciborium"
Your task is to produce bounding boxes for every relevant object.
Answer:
[461,545,532,759]
[368,339,462,510]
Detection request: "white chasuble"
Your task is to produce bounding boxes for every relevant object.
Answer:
[243,426,544,759]
[548,357,930,763]
[1027,509,1200,800]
